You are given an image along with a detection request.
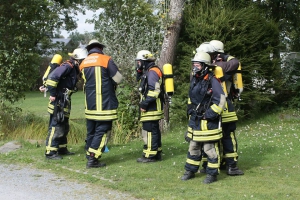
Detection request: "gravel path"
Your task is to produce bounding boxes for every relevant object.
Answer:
[0,141,139,200]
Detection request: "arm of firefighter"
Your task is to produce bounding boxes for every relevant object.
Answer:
[140,70,160,110]
[204,77,226,120]
[108,59,123,85]
[215,55,239,74]
[46,63,71,97]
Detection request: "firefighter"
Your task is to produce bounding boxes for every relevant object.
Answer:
[181,52,225,184]
[44,48,88,159]
[135,50,164,163]
[196,40,244,176]
[80,39,123,168]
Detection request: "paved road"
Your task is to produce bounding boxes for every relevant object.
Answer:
[0,163,139,200]
[0,141,139,200]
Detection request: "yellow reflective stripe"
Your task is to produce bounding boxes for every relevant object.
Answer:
[158,147,162,152]
[143,132,154,157]
[46,127,56,151]
[188,98,191,104]
[85,114,118,121]
[58,144,67,148]
[221,111,238,122]
[186,158,201,166]
[202,157,208,162]
[192,129,222,142]
[147,90,159,98]
[187,132,192,139]
[224,152,238,158]
[46,79,58,87]
[231,132,237,153]
[85,109,117,115]
[140,115,163,122]
[211,104,222,115]
[156,98,162,111]
[227,56,234,61]
[207,162,219,169]
[188,127,193,133]
[88,134,106,158]
[95,67,102,111]
[140,110,163,121]
[201,120,208,131]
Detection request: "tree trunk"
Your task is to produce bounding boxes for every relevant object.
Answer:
[158,0,185,132]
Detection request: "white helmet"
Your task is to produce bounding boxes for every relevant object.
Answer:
[196,42,214,53]
[191,52,211,65]
[68,48,88,60]
[209,40,224,53]
[135,50,155,61]
[86,39,106,51]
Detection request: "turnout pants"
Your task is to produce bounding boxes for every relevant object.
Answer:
[85,120,112,159]
[141,121,162,158]
[45,114,70,155]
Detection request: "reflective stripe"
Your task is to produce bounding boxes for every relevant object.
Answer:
[221,111,238,122]
[192,129,222,142]
[58,144,67,148]
[224,152,238,158]
[186,158,201,166]
[140,111,163,122]
[211,104,222,115]
[207,162,219,169]
[85,109,118,120]
[201,120,208,131]
[147,90,159,98]
[46,79,58,87]
[88,133,107,158]
[46,127,57,152]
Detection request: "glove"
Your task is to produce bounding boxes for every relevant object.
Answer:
[187,104,193,117]
[216,53,226,62]
[139,101,148,110]
[184,131,191,143]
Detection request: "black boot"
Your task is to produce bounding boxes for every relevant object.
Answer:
[137,156,157,163]
[58,147,75,155]
[227,165,244,176]
[156,151,162,161]
[45,152,62,160]
[86,154,106,168]
[199,168,206,174]
[181,171,195,181]
[203,174,217,184]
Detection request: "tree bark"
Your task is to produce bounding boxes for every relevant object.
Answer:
[158,0,185,132]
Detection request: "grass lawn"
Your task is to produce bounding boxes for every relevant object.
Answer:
[1,92,300,200]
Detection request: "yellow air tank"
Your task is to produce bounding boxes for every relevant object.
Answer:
[233,63,243,94]
[42,54,63,85]
[214,66,228,96]
[163,63,174,96]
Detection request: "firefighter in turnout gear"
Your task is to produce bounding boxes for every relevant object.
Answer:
[135,50,164,163]
[44,48,88,159]
[196,40,244,176]
[80,39,123,168]
[181,52,225,184]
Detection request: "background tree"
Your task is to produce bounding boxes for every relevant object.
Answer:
[0,0,83,104]
[172,0,280,122]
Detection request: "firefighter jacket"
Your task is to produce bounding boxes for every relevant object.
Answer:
[79,48,122,121]
[214,54,239,123]
[138,62,164,122]
[186,71,225,142]
[46,59,78,116]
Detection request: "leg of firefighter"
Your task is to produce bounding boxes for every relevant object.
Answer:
[137,121,159,163]
[199,148,208,173]
[181,141,202,181]
[157,123,162,161]
[222,122,244,175]
[203,142,220,184]
[45,114,62,160]
[86,120,111,168]
[85,119,95,159]
[57,117,74,155]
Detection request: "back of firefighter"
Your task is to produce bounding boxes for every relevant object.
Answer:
[197,40,244,175]
[181,52,225,184]
[44,48,88,159]
[80,39,123,168]
[135,50,164,163]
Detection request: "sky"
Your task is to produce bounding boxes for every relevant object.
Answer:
[61,9,101,38]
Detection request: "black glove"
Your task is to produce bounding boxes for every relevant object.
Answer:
[140,101,148,110]
[184,131,191,143]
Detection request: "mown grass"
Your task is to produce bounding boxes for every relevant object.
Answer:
[1,92,300,199]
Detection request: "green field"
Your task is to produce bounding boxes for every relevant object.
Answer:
[1,92,300,200]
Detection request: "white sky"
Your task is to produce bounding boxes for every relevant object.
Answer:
[61,9,101,38]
